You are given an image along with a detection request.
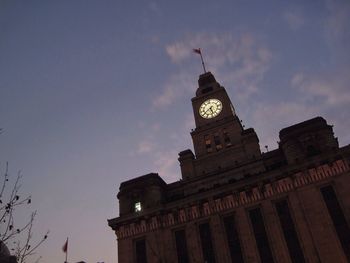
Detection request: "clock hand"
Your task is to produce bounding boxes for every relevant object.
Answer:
[205,108,213,114]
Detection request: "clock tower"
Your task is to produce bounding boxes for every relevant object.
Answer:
[179,72,262,179]
[109,68,349,263]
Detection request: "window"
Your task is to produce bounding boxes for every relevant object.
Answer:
[223,129,232,147]
[135,201,142,212]
[199,222,216,263]
[223,215,244,263]
[321,185,350,260]
[205,135,212,153]
[249,208,274,263]
[275,200,305,263]
[175,229,189,263]
[306,145,320,156]
[214,133,222,150]
[135,239,147,263]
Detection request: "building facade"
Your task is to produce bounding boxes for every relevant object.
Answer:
[108,72,350,263]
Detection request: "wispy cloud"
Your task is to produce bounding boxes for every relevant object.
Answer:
[154,32,272,109]
[148,1,162,16]
[153,150,180,182]
[292,68,350,106]
[252,102,320,149]
[325,0,350,43]
[288,1,350,107]
[284,11,304,30]
[153,2,350,162]
[133,114,195,183]
[324,0,350,63]
[153,115,195,182]
[267,0,350,147]
[136,139,156,154]
[152,72,194,108]
[166,44,192,64]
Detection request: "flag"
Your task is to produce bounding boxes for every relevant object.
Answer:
[193,48,201,54]
[62,238,68,253]
[193,48,207,73]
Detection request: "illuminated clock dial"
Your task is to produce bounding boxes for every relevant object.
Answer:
[199,98,223,119]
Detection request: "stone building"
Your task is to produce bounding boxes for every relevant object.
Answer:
[108,72,350,263]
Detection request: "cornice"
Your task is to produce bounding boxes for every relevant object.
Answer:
[110,159,349,239]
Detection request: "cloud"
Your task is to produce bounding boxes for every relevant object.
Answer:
[136,139,155,154]
[281,1,350,146]
[151,123,161,132]
[284,12,304,30]
[153,150,180,182]
[324,0,350,62]
[169,113,195,148]
[135,123,162,155]
[165,44,192,64]
[252,102,320,149]
[152,72,195,108]
[183,113,195,132]
[132,117,189,182]
[271,2,350,148]
[289,1,350,107]
[150,35,160,44]
[154,32,272,109]
[148,1,162,16]
[165,33,272,68]
[253,102,319,126]
[325,0,350,43]
[292,68,350,106]
[133,114,195,183]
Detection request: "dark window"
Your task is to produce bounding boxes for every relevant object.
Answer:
[214,133,222,150]
[223,129,232,147]
[135,239,147,263]
[306,145,320,156]
[223,215,245,263]
[205,135,212,153]
[321,185,350,260]
[175,229,189,263]
[249,208,275,263]
[275,200,305,263]
[199,222,216,263]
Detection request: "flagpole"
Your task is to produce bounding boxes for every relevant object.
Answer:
[63,237,68,263]
[66,237,68,263]
[193,48,207,74]
[199,49,207,73]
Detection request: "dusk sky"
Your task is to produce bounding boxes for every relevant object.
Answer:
[1,0,349,262]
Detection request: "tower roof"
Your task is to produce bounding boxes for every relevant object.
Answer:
[196,72,221,97]
[198,72,217,86]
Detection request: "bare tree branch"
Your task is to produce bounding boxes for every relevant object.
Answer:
[0,163,48,263]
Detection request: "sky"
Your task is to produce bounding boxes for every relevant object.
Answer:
[0,0,349,262]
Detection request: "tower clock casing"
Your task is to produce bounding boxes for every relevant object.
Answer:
[191,73,236,128]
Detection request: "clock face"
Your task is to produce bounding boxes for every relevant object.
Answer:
[199,98,223,119]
